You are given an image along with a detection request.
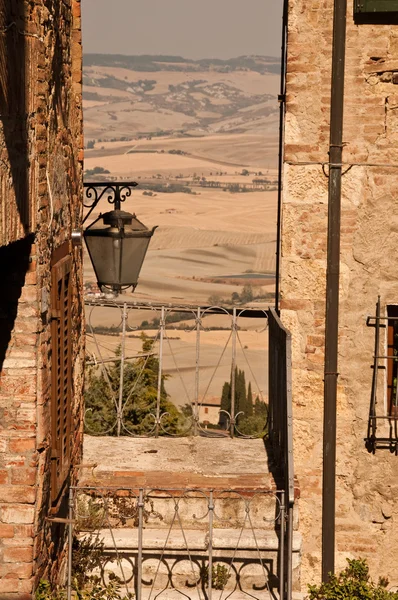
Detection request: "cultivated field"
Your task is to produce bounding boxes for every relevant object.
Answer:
[85,318,269,410]
[83,54,279,413]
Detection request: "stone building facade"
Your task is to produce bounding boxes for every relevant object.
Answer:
[281,0,398,587]
[0,0,84,597]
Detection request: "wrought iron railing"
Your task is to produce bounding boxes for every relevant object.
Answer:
[84,300,269,439]
[67,485,292,600]
[267,308,294,599]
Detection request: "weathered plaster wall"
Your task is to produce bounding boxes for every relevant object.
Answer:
[282,0,398,587]
[0,1,84,597]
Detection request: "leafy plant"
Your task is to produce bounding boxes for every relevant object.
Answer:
[35,575,134,600]
[200,564,231,590]
[84,334,182,436]
[35,535,134,599]
[308,558,398,600]
[35,580,65,600]
[71,573,134,599]
[75,496,106,532]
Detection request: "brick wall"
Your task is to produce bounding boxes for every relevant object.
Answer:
[0,1,84,597]
[282,0,398,587]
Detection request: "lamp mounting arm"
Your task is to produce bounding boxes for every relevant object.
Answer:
[83,181,138,224]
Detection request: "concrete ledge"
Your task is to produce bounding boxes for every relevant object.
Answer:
[86,528,302,552]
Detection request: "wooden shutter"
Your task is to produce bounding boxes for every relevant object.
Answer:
[50,245,72,503]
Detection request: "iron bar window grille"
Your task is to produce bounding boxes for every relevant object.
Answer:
[366,296,398,453]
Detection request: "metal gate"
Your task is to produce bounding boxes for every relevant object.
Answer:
[66,486,286,600]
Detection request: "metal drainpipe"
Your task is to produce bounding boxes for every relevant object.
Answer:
[322,0,347,582]
[275,0,288,315]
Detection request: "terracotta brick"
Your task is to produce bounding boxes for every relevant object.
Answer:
[18,577,34,593]
[0,579,20,593]
[3,458,25,468]
[0,525,14,539]
[0,486,36,504]
[13,526,33,539]
[3,547,32,563]
[10,469,36,486]
[19,286,37,304]
[1,505,35,525]
[8,439,35,454]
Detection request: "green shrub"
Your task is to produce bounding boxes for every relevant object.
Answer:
[200,564,231,590]
[308,559,398,600]
[35,533,134,599]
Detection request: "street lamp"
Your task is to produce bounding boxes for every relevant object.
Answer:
[82,182,157,294]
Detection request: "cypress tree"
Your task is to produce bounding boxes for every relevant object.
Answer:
[235,368,246,415]
[246,382,254,418]
[219,381,231,428]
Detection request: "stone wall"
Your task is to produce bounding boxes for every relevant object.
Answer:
[0,0,84,597]
[282,0,398,587]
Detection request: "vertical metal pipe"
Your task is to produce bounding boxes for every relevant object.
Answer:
[279,491,285,600]
[287,506,294,600]
[230,307,237,438]
[117,303,127,436]
[208,491,214,600]
[136,489,144,600]
[194,307,201,436]
[275,0,288,314]
[322,0,347,582]
[156,306,165,438]
[67,487,74,600]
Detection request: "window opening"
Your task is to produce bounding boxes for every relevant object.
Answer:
[387,305,398,417]
[366,297,398,453]
[50,244,72,503]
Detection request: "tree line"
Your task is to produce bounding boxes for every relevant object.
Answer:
[84,335,267,437]
[219,367,268,435]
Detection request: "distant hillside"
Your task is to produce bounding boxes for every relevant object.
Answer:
[83,54,280,75]
[83,54,280,141]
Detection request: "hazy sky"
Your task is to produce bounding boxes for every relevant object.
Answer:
[81,0,282,59]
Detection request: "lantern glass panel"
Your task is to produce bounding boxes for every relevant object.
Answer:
[120,235,151,285]
[84,234,121,289]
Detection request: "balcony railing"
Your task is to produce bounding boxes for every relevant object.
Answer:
[84,299,269,439]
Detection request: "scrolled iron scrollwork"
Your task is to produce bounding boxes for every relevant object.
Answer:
[83,181,139,224]
[69,485,279,599]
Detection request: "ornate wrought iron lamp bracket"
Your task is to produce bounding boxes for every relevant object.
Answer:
[83,181,138,224]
